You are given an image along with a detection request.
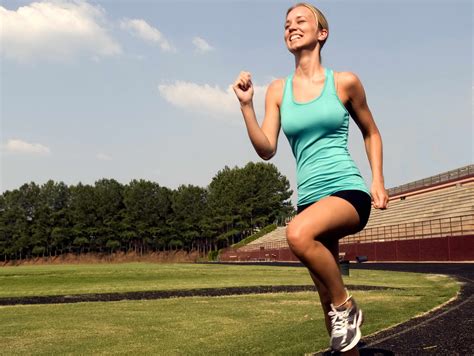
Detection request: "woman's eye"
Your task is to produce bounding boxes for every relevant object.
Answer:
[285,19,304,29]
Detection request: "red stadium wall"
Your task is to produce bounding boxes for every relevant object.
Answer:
[339,235,474,262]
[220,235,474,262]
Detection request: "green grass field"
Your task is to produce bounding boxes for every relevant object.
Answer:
[0,263,460,355]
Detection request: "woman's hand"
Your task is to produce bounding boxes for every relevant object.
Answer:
[232,71,254,105]
[371,180,389,209]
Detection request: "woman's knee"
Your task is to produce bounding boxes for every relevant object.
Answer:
[286,221,318,254]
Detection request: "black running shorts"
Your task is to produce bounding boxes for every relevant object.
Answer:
[296,189,372,232]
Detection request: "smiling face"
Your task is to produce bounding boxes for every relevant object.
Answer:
[284,5,326,54]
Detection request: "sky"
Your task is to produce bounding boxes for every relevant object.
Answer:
[1,0,472,206]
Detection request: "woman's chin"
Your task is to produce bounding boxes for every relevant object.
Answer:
[287,45,300,54]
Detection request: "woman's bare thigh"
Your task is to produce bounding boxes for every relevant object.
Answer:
[287,195,361,244]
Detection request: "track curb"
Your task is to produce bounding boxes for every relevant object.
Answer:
[0,284,396,306]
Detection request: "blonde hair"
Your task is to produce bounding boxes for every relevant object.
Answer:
[286,3,329,54]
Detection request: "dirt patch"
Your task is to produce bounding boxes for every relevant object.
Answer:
[2,250,204,266]
[0,284,399,306]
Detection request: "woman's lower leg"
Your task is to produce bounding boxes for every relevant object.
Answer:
[309,272,360,356]
[290,238,348,306]
[309,271,332,335]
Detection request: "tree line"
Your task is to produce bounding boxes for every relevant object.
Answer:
[0,162,294,261]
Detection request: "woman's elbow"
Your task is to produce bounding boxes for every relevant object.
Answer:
[260,150,276,161]
[362,125,380,140]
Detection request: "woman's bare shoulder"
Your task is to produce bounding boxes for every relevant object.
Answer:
[268,77,286,91]
[267,77,286,106]
[333,70,363,89]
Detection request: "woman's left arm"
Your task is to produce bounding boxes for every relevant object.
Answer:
[340,71,389,210]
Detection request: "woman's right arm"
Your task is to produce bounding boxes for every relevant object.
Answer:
[233,71,282,160]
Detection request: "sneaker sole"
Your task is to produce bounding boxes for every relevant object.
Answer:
[339,309,363,353]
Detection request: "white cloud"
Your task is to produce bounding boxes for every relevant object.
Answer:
[96,153,112,161]
[5,139,51,155]
[0,1,121,63]
[192,36,214,53]
[120,18,176,52]
[157,80,267,126]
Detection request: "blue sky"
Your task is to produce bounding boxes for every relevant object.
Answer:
[1,0,472,206]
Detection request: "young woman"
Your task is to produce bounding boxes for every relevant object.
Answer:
[232,2,389,354]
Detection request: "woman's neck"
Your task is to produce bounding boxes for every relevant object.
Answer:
[294,50,324,80]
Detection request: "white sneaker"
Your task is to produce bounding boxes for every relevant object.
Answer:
[328,295,363,352]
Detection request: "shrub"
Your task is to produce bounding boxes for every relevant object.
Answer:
[231,224,277,249]
[208,250,219,261]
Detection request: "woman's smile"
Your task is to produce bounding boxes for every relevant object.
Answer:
[290,34,303,42]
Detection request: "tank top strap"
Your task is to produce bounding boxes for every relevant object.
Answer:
[324,68,337,97]
[282,73,293,105]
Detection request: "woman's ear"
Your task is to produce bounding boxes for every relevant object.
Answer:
[318,28,328,40]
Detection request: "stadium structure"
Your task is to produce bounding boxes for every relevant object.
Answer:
[220,164,474,262]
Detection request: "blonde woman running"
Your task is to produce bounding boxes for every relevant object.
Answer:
[232,2,389,354]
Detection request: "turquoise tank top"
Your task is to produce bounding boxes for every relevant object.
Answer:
[280,67,371,206]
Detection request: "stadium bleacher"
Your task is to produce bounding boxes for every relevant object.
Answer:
[219,164,474,262]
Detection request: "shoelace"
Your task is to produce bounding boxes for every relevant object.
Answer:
[328,308,350,336]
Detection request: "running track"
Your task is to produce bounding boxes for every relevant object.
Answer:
[218,262,473,355]
[348,263,474,355]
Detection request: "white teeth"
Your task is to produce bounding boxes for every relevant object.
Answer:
[290,35,302,41]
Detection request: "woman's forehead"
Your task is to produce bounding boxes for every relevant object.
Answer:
[286,6,313,21]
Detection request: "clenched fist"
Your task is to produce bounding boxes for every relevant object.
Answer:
[232,71,254,105]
